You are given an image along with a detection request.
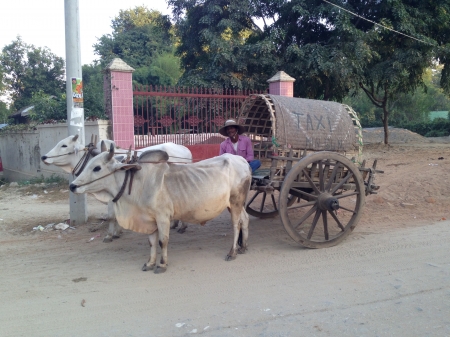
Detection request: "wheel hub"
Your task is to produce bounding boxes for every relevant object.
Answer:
[317,193,340,211]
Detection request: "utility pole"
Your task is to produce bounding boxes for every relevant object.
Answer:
[64,0,87,225]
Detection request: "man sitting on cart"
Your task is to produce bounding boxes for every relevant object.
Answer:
[219,119,261,173]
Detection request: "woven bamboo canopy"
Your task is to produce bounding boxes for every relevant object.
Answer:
[239,94,358,152]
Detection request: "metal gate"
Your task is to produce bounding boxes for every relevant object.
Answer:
[133,85,267,148]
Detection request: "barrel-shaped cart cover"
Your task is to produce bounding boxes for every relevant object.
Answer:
[240,95,357,152]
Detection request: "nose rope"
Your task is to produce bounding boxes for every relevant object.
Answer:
[44,151,76,158]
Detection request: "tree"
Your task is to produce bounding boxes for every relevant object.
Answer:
[343,0,450,143]
[82,63,107,120]
[170,0,270,89]
[94,6,174,69]
[0,101,10,124]
[171,0,450,142]
[133,52,182,86]
[170,0,378,95]
[0,37,65,111]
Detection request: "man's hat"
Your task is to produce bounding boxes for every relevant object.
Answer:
[218,119,246,137]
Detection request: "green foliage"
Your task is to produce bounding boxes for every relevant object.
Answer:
[0,100,10,124]
[399,118,450,137]
[94,6,173,68]
[133,52,182,86]
[17,174,67,187]
[0,37,65,111]
[344,67,450,128]
[170,0,450,141]
[94,6,181,87]
[27,91,66,123]
[170,0,269,89]
[0,123,39,132]
[82,64,107,120]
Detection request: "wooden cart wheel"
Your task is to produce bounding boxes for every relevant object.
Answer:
[246,189,296,218]
[279,152,365,248]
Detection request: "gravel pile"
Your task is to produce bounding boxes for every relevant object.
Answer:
[362,127,437,144]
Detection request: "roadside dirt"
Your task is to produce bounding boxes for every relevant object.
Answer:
[1,129,449,336]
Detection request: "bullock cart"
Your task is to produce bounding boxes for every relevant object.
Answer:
[240,94,383,248]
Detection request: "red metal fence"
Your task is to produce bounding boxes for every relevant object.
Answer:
[133,85,267,148]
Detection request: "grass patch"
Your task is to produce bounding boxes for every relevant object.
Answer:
[18,175,67,187]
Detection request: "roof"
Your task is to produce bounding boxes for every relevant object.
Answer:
[9,105,34,118]
[106,58,135,72]
[267,71,296,83]
[429,111,448,121]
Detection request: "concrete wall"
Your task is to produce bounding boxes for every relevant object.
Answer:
[0,120,110,182]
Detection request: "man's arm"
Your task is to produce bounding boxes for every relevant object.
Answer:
[219,142,225,155]
[243,137,254,162]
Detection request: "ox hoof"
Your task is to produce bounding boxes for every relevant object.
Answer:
[225,254,236,261]
[238,247,247,254]
[112,234,121,239]
[154,266,167,274]
[103,236,113,243]
[177,227,187,234]
[142,264,155,271]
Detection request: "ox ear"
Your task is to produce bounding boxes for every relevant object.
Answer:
[72,134,79,142]
[101,140,108,152]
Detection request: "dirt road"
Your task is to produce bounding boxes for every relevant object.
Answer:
[1,135,450,336]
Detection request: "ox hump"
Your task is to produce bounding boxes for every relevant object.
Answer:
[138,150,169,163]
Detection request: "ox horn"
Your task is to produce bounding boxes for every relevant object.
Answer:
[72,134,79,142]
[101,140,108,152]
[106,143,115,161]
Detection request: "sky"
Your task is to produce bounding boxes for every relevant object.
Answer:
[0,0,172,65]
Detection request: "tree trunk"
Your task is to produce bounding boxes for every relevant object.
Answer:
[383,106,389,145]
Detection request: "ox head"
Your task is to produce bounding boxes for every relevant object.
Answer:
[69,142,141,198]
[41,135,84,173]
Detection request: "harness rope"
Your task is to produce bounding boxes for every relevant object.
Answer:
[73,149,193,202]
[72,143,97,177]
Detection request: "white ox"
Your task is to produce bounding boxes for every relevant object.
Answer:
[70,145,251,273]
[41,135,192,241]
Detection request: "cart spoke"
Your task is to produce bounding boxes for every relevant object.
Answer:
[294,205,317,229]
[338,205,357,214]
[302,168,321,194]
[289,187,317,200]
[288,199,317,210]
[325,163,341,191]
[322,210,329,240]
[328,210,345,231]
[307,209,322,239]
[270,194,277,211]
[334,191,359,199]
[318,160,325,191]
[260,193,267,213]
[330,171,354,194]
[247,190,260,206]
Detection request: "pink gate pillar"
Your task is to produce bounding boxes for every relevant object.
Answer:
[267,71,296,97]
[104,58,135,149]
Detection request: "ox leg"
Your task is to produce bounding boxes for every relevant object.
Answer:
[142,232,158,271]
[177,221,188,233]
[155,220,171,274]
[103,202,122,242]
[170,220,179,229]
[226,207,248,261]
[237,209,249,254]
[170,220,188,233]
